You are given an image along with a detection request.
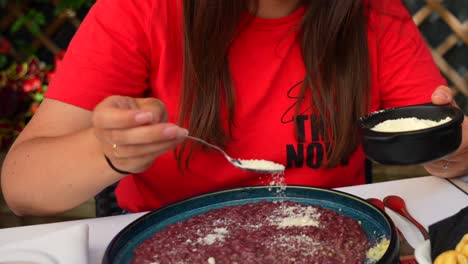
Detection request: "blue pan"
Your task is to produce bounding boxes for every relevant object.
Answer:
[103,186,399,264]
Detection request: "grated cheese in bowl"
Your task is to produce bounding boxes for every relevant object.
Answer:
[371,117,452,133]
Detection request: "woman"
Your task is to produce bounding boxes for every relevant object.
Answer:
[1,0,467,216]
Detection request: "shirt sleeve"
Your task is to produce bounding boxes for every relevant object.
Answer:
[45,0,153,110]
[372,0,446,109]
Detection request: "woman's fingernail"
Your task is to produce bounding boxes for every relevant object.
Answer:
[135,112,153,124]
[163,126,188,139]
[177,129,189,139]
[432,91,449,101]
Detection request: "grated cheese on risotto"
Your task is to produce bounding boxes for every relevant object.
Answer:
[366,238,390,262]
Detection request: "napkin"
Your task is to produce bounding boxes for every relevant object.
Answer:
[0,224,89,264]
[429,205,468,260]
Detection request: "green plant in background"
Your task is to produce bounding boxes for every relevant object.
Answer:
[0,0,94,63]
[0,38,9,69]
[54,0,94,14]
[0,0,92,151]
[0,55,63,151]
[1,0,94,35]
[0,0,94,12]
[10,8,45,36]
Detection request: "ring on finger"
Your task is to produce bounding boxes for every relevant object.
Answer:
[442,160,450,170]
[112,143,122,158]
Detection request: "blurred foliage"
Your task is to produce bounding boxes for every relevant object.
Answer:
[0,55,64,151]
[0,0,94,13]
[10,8,46,36]
[0,0,91,150]
[0,0,94,65]
[1,0,94,36]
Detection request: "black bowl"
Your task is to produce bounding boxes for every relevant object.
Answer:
[358,103,464,165]
[103,186,399,264]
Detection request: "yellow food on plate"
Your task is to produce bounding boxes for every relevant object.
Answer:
[434,234,468,264]
[434,250,467,264]
[455,234,468,257]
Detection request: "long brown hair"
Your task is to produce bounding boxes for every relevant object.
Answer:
[178,0,370,169]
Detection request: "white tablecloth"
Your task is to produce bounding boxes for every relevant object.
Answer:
[0,176,466,263]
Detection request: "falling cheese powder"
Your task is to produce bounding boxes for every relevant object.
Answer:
[371,117,452,132]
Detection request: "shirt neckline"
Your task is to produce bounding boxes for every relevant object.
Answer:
[244,6,306,31]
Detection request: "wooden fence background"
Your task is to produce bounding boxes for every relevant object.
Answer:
[0,0,467,227]
[0,0,85,63]
[405,0,468,108]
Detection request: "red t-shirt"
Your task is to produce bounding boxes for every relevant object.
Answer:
[46,0,446,212]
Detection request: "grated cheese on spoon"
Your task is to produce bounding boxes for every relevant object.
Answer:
[235,159,285,173]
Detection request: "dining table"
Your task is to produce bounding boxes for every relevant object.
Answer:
[0,175,466,264]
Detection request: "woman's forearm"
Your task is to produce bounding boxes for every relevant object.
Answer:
[1,128,121,216]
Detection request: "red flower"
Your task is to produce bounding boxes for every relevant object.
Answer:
[27,58,41,75]
[0,39,10,55]
[23,77,42,92]
[0,121,10,129]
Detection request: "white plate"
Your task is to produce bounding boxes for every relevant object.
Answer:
[415,239,432,264]
[0,249,58,264]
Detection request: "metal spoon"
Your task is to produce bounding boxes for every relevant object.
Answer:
[184,135,285,174]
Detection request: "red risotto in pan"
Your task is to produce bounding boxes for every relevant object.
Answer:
[132,201,370,264]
